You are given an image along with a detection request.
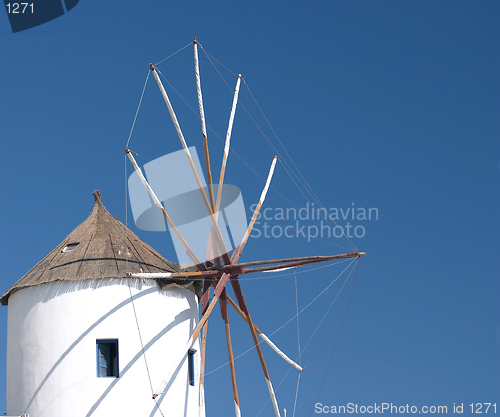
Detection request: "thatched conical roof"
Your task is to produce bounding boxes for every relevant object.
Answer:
[1,191,201,305]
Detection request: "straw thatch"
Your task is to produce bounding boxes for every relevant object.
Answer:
[1,191,201,305]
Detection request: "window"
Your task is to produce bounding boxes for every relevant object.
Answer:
[62,242,79,253]
[96,339,119,377]
[188,349,195,386]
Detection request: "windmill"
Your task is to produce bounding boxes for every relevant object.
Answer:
[124,39,366,417]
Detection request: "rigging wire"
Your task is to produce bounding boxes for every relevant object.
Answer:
[239,82,354,251]
[271,156,355,251]
[137,66,356,251]
[294,260,359,417]
[193,53,357,251]
[129,41,359,254]
[298,263,357,358]
[198,42,238,85]
[306,261,360,417]
[244,85,305,416]
[154,42,192,67]
[253,259,359,417]
[197,43,358,252]
[127,282,166,417]
[125,155,166,417]
[267,258,357,340]
[203,258,357,379]
[124,154,164,416]
[240,78,358,252]
[126,70,150,149]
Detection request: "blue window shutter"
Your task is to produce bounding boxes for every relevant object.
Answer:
[188,349,195,386]
[96,340,119,377]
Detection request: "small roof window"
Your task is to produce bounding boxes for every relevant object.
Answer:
[62,243,79,253]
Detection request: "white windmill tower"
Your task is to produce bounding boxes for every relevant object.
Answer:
[2,190,205,417]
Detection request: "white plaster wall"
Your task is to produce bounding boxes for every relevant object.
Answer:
[6,279,205,417]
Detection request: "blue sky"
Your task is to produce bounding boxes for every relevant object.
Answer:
[1,1,499,416]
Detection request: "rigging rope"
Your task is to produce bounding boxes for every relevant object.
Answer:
[129,41,359,254]
[127,282,167,417]
[127,283,154,395]
[142,69,351,251]
[253,259,359,417]
[126,71,150,149]
[198,44,358,252]
[154,42,192,67]
[203,258,357,379]
[241,78,358,252]
[299,267,354,357]
[301,260,360,417]
[125,152,166,417]
[249,90,304,416]
[308,261,360,416]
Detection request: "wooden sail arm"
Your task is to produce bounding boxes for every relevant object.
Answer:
[198,277,211,413]
[243,252,366,273]
[199,320,208,415]
[149,63,231,265]
[125,147,206,271]
[193,38,215,212]
[201,279,212,314]
[226,295,304,372]
[126,252,365,279]
[229,275,281,417]
[219,290,242,417]
[215,252,367,271]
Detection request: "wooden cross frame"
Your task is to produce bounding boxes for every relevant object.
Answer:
[125,38,366,417]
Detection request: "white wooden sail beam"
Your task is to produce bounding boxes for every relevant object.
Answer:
[127,270,219,279]
[232,156,277,264]
[125,148,206,270]
[220,290,241,417]
[215,74,242,219]
[149,63,212,216]
[226,295,304,372]
[193,38,215,212]
[149,63,231,265]
[152,272,232,399]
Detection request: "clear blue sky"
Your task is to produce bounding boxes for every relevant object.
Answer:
[1,1,499,416]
